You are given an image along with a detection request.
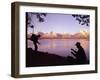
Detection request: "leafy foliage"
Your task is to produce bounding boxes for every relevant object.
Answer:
[36,13,47,22]
[26,12,47,28]
[72,15,90,26]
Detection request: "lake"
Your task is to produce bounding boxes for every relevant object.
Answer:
[28,39,89,60]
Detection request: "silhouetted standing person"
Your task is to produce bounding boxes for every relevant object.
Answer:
[71,42,87,64]
[31,34,41,51]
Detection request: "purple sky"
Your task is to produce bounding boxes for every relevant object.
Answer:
[27,13,89,34]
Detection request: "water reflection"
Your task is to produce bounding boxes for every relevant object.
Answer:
[27,39,89,60]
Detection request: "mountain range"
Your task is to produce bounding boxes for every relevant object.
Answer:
[27,30,89,39]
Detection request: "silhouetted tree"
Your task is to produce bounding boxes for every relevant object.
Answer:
[72,14,90,26]
[26,13,47,50]
[26,12,47,29]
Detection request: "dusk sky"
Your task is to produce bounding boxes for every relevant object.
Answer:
[27,13,89,34]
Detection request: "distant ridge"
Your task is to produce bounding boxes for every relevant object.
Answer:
[27,31,89,39]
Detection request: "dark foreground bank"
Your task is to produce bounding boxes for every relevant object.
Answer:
[26,48,89,67]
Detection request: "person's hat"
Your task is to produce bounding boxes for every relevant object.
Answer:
[76,42,80,46]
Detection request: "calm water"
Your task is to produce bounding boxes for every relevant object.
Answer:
[28,39,89,60]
